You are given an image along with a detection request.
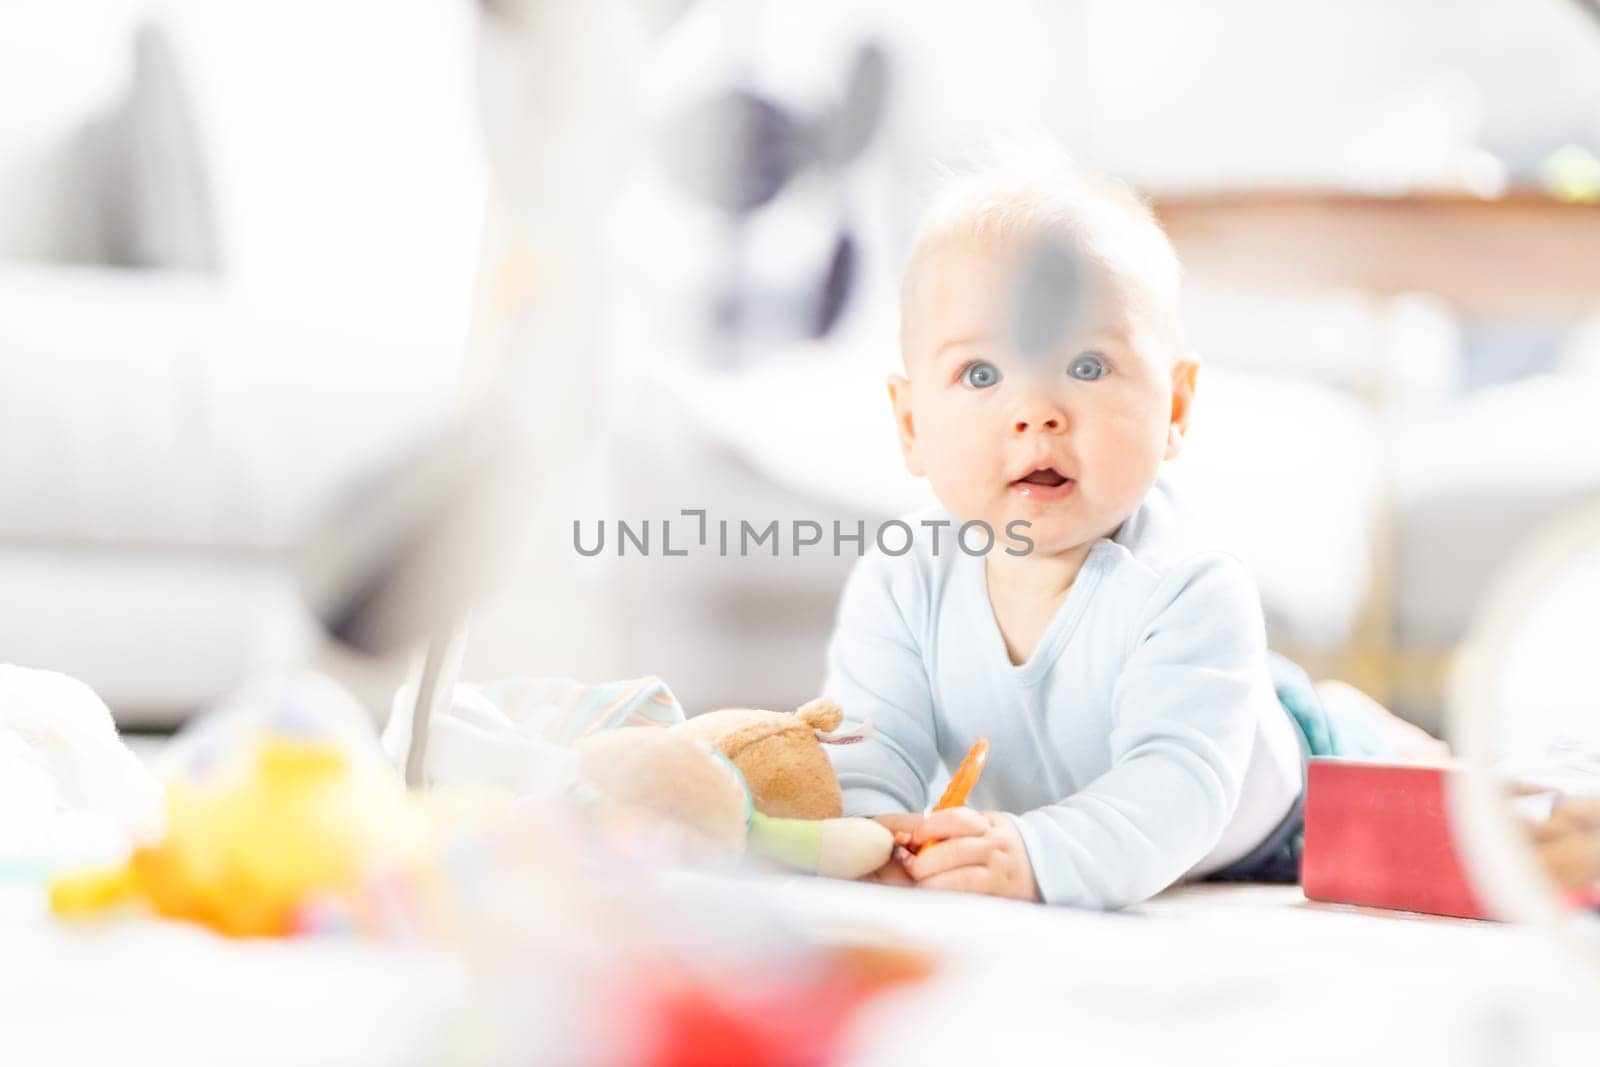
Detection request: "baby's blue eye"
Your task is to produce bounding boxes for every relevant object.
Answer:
[961,361,1003,389]
[1067,353,1108,381]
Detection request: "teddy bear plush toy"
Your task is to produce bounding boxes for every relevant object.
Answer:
[574,698,892,879]
[377,676,894,881]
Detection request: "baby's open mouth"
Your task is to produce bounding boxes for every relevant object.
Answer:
[1013,467,1070,488]
[1009,466,1076,500]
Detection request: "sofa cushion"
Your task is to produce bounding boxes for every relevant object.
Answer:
[0,263,459,552]
[0,547,315,726]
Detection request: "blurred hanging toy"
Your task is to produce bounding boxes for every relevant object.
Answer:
[656,40,889,344]
[384,676,893,880]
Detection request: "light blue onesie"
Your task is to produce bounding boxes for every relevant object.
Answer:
[821,476,1306,909]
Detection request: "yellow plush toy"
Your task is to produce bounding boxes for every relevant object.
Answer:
[50,733,432,937]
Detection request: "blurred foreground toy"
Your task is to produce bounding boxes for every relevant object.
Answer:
[1302,759,1490,919]
[51,733,437,937]
[1302,759,1600,919]
[50,675,467,938]
[623,942,934,1067]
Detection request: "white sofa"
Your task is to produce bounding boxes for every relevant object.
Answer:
[0,2,485,725]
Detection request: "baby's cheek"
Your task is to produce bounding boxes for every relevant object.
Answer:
[925,462,990,519]
[923,436,987,486]
[1082,404,1168,472]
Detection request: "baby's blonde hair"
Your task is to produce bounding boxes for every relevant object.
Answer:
[901,140,1185,358]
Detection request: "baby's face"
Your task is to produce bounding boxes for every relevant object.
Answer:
[889,235,1197,556]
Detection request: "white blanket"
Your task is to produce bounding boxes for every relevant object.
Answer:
[0,664,163,873]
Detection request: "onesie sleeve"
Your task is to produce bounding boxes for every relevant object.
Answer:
[1011,552,1271,909]
[820,550,940,816]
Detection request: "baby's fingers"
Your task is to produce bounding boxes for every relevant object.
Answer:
[861,858,915,887]
[907,835,992,882]
[872,813,926,837]
[909,806,989,846]
[918,864,996,896]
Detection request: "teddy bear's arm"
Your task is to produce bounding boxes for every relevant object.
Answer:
[747,811,894,880]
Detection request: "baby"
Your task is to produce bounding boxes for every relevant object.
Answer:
[821,148,1422,909]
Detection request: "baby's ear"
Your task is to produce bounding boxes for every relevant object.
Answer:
[886,373,925,477]
[1164,358,1200,461]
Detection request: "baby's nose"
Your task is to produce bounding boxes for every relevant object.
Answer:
[1011,414,1063,435]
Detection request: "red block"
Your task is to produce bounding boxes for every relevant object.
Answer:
[1301,759,1491,920]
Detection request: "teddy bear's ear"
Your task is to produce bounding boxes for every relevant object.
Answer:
[796,699,873,745]
[795,698,843,734]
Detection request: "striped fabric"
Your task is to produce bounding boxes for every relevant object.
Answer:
[477,674,686,744]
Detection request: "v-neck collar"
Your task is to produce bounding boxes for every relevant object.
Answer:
[968,538,1116,687]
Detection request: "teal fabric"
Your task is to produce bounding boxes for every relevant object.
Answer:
[1273,657,1387,761]
[1209,651,1388,883]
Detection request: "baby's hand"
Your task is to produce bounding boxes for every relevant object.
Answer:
[854,814,925,886]
[904,807,1040,902]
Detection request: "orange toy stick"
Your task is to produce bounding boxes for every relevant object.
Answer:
[913,738,990,854]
